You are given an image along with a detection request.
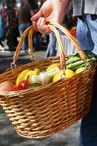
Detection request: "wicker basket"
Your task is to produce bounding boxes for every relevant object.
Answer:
[0,22,96,138]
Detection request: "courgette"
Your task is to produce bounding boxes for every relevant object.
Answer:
[66,60,84,69]
[66,57,96,70]
[66,56,81,66]
[74,50,96,58]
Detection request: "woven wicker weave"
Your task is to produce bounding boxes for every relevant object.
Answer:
[0,22,96,138]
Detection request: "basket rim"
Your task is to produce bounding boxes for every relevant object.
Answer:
[0,63,96,97]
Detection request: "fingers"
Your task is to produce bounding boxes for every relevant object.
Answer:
[31,10,43,22]
[37,17,46,33]
[33,21,38,31]
[32,17,51,34]
[43,25,51,33]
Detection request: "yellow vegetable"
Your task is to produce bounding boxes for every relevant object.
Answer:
[25,69,40,83]
[34,68,40,74]
[16,69,31,86]
[75,67,86,74]
[46,63,61,72]
[53,69,75,82]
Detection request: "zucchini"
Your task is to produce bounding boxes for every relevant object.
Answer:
[72,63,86,71]
[66,57,96,70]
[66,60,84,69]
[66,56,81,66]
[74,50,96,58]
[66,50,96,66]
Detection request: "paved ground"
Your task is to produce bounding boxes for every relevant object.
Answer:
[0,50,80,146]
[0,51,46,73]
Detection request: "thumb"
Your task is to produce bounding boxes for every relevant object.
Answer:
[31,10,43,22]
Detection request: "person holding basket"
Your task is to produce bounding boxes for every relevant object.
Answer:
[31,0,97,146]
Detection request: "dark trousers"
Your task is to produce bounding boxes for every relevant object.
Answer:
[76,14,97,146]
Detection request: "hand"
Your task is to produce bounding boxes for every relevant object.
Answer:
[31,0,69,33]
[31,0,55,33]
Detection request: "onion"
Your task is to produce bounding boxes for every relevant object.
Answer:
[0,81,15,91]
[38,72,47,84]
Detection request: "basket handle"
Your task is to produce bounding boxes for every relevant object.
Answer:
[12,24,66,68]
[47,24,66,68]
[48,21,88,61]
[12,22,88,68]
[12,25,34,64]
[12,24,67,68]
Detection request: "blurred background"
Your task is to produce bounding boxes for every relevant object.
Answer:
[0,0,76,55]
[0,0,48,52]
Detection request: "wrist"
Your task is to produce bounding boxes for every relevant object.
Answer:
[53,0,70,24]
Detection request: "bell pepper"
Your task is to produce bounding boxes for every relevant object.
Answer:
[18,80,31,89]
[18,75,31,89]
[11,87,20,91]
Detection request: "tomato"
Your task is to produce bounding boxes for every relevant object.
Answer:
[18,80,31,89]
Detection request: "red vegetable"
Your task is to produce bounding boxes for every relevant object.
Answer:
[18,80,31,89]
[11,87,20,91]
[58,65,63,70]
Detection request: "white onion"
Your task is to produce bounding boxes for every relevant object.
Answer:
[38,72,47,84]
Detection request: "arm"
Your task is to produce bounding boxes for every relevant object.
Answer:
[52,0,70,24]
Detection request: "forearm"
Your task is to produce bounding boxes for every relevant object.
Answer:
[52,0,70,23]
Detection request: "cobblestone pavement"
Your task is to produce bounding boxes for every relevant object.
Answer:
[0,51,80,146]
